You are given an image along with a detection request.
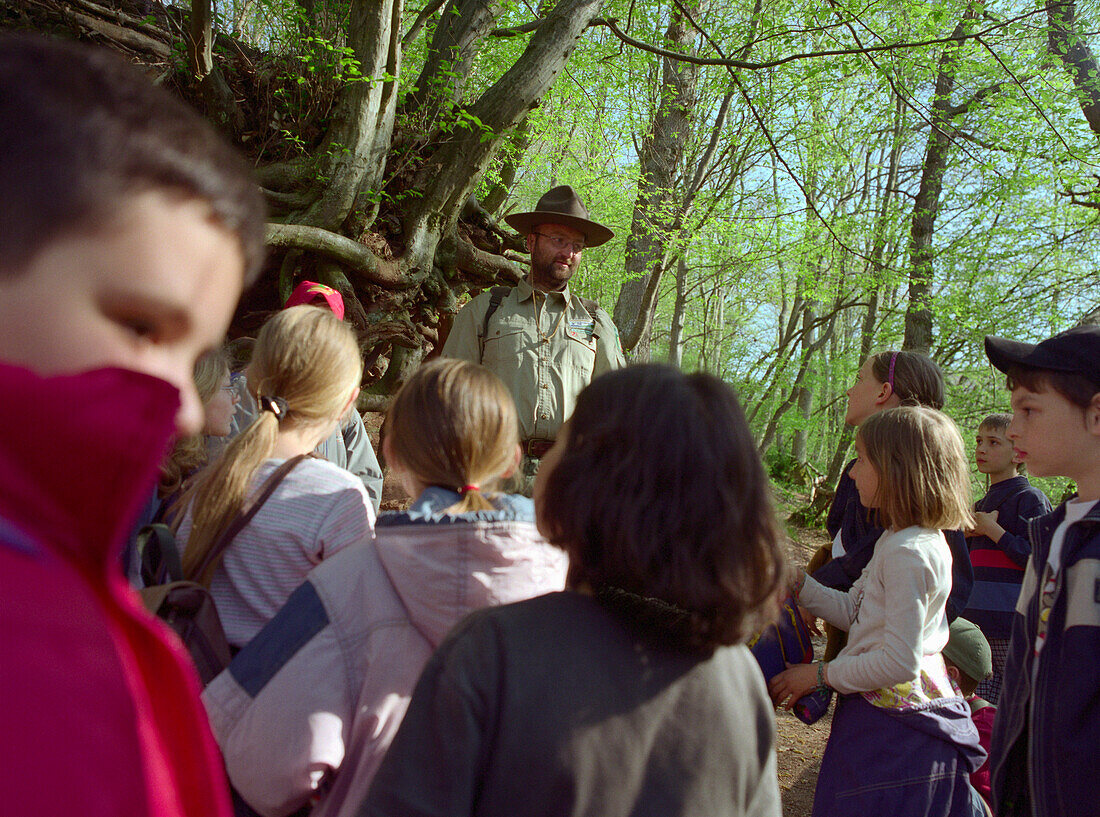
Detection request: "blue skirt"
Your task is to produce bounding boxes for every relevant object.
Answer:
[813,693,987,817]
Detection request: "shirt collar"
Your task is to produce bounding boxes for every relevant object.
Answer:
[518,276,572,304]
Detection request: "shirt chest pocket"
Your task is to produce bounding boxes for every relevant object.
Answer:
[564,326,597,377]
[482,317,535,371]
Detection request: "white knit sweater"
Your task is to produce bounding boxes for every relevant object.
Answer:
[800,525,952,695]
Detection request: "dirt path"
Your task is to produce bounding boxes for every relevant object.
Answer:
[776,517,833,816]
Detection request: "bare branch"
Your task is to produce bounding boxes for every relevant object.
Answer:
[265,224,412,289]
[595,9,1045,71]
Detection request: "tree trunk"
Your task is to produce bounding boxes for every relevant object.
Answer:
[668,256,688,367]
[612,7,699,355]
[1046,0,1100,136]
[902,10,977,353]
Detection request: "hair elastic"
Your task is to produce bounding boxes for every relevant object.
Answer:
[258,394,289,422]
[887,351,899,389]
[459,484,480,494]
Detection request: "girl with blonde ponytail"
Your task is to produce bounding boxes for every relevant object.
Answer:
[175,305,374,648]
[203,358,567,817]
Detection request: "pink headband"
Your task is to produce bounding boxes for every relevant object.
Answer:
[887,352,899,389]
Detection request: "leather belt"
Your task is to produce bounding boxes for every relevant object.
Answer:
[524,438,555,459]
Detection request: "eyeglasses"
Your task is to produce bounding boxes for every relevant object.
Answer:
[220,384,240,401]
[533,232,585,255]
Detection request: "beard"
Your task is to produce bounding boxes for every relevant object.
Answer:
[529,247,577,292]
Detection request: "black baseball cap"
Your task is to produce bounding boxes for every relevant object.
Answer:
[984,324,1100,389]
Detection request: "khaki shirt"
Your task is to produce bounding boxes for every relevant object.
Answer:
[441,279,625,441]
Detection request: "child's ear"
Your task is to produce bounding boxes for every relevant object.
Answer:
[875,379,894,407]
[338,387,360,421]
[499,443,523,479]
[1087,392,1100,437]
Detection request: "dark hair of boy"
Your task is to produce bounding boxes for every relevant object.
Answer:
[0,35,266,281]
[980,413,1013,434]
[868,350,946,410]
[1004,366,1098,409]
[537,364,786,653]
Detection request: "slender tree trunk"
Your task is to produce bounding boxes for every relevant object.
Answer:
[668,256,688,367]
[612,6,699,356]
[903,9,977,353]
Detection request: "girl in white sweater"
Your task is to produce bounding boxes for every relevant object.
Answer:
[770,406,987,817]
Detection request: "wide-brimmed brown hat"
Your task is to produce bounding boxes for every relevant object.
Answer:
[504,185,614,247]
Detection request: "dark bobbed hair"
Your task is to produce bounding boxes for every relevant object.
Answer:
[1005,364,1099,409]
[538,365,786,653]
[0,35,266,282]
[869,350,945,410]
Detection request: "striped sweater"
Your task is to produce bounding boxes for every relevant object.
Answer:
[179,457,375,647]
[963,475,1051,639]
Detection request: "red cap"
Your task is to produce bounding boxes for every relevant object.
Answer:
[284,281,345,321]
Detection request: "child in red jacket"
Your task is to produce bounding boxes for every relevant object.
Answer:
[0,35,264,817]
[942,617,995,810]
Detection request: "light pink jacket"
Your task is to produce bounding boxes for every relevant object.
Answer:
[202,490,566,817]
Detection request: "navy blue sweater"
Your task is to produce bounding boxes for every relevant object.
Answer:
[962,475,1051,639]
[814,460,974,621]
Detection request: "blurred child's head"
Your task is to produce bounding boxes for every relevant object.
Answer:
[942,617,993,698]
[853,406,974,531]
[0,36,266,434]
[985,326,1100,483]
[180,308,361,580]
[383,359,519,514]
[196,349,237,438]
[160,349,235,496]
[535,364,786,653]
[845,350,945,426]
[976,413,1018,481]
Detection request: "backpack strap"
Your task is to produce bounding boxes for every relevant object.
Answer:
[478,286,511,361]
[578,296,599,323]
[191,453,309,585]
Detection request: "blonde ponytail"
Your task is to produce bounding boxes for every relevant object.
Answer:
[176,306,362,583]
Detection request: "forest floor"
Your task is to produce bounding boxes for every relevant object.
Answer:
[776,517,832,817]
[371,413,832,814]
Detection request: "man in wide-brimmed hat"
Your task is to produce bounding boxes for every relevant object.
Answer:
[441,185,624,494]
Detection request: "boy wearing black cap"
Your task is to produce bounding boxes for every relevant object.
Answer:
[983,324,1100,817]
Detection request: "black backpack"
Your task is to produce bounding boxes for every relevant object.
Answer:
[137,455,306,684]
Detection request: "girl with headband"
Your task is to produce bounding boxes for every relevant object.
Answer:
[202,358,566,817]
[804,350,974,661]
[174,305,374,649]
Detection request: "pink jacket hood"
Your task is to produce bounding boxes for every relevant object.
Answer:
[374,488,567,646]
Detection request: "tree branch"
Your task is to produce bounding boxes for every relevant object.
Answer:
[594,9,1044,71]
[265,224,412,289]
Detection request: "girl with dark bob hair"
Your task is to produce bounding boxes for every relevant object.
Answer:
[361,364,787,817]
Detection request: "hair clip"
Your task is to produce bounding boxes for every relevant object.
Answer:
[888,351,899,389]
[257,394,289,422]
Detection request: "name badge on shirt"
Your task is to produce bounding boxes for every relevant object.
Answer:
[567,319,596,340]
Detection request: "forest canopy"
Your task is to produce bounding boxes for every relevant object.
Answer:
[7,0,1099,504]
